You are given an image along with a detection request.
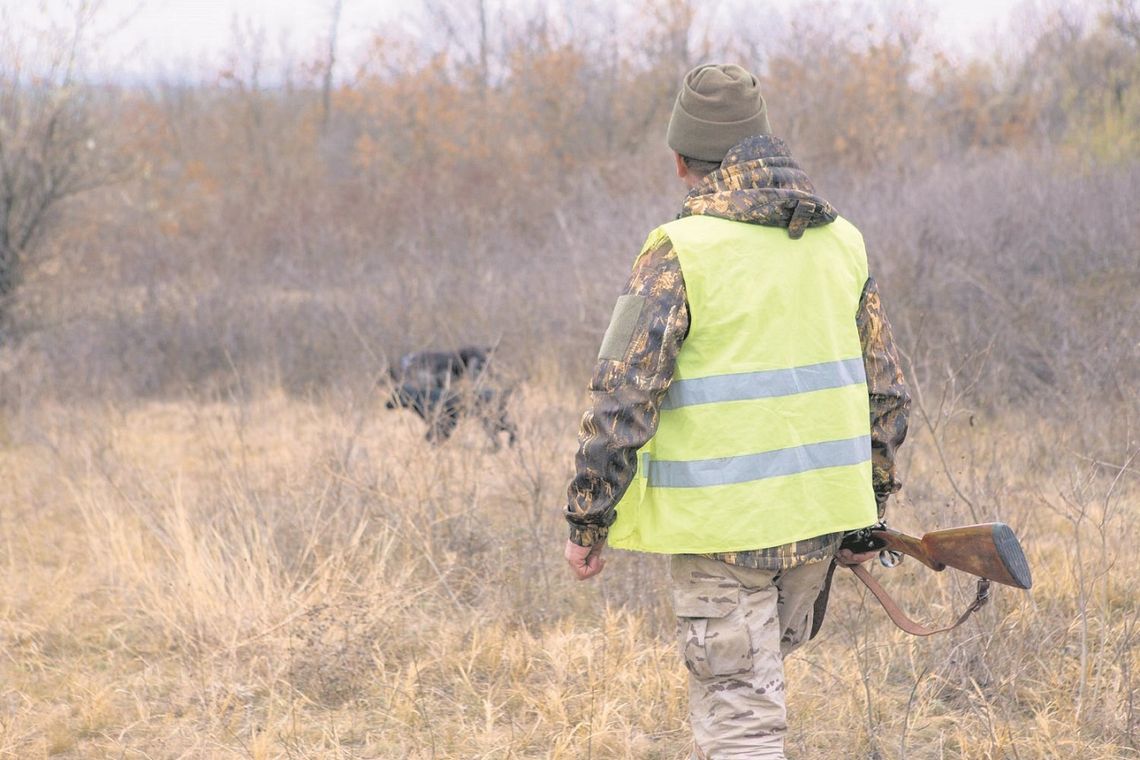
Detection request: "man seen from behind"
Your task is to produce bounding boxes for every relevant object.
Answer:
[562,63,912,759]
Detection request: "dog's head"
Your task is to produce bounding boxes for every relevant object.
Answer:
[384,384,447,417]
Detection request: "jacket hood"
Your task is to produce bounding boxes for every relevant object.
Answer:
[680,135,837,239]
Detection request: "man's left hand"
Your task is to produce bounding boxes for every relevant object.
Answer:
[565,539,606,580]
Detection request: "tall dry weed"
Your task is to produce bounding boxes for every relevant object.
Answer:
[0,382,1137,757]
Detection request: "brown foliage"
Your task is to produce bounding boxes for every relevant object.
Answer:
[1,1,1138,407]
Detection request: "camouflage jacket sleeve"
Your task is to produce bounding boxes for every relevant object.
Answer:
[564,236,689,547]
[856,276,911,516]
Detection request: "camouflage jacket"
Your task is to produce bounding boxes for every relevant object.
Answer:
[565,135,911,570]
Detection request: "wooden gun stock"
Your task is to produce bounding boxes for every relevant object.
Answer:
[872,522,1032,590]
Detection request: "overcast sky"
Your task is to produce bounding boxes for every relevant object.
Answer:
[0,0,1081,83]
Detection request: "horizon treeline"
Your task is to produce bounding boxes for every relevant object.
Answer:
[1,0,1137,438]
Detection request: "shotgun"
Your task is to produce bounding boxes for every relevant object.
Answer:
[830,521,1032,636]
[844,521,1033,590]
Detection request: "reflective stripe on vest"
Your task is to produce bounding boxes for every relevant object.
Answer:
[646,435,871,488]
[607,214,878,555]
[661,357,867,410]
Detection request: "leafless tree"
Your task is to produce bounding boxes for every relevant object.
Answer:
[1109,0,1140,46]
[0,1,130,337]
[321,0,345,132]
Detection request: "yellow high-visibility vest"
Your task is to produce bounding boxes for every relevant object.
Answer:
[608,214,877,554]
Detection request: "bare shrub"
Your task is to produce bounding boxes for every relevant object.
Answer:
[0,3,131,338]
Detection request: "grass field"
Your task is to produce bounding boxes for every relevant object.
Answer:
[1,384,1136,759]
[2,1,1139,756]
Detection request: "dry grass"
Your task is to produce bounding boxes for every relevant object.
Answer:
[2,5,1137,757]
[1,384,1137,759]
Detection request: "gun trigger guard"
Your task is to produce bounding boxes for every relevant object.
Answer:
[879,549,903,568]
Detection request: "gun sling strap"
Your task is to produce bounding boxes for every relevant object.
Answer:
[848,564,993,636]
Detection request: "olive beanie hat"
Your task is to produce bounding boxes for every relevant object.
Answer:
[666,63,771,163]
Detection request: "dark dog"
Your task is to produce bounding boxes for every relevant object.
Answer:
[390,346,491,389]
[384,347,518,450]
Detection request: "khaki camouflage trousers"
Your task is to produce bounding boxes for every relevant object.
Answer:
[670,554,831,760]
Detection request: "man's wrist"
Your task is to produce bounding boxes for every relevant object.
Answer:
[568,522,609,548]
